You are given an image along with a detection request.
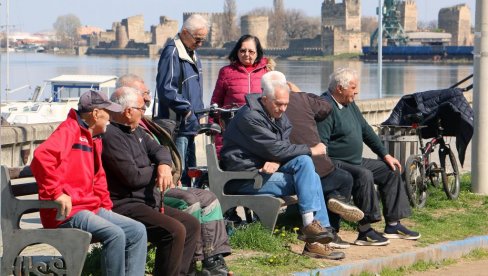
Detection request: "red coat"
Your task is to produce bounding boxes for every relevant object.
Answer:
[211,58,269,108]
[31,109,113,228]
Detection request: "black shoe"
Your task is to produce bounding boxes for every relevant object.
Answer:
[224,208,242,224]
[384,223,421,240]
[329,230,351,249]
[201,254,229,276]
[354,228,390,246]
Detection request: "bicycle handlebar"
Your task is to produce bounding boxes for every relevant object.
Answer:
[194,104,241,116]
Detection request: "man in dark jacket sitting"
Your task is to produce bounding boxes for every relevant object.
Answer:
[285,87,363,249]
[220,71,345,260]
[318,67,421,246]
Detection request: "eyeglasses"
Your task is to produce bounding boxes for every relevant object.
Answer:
[131,106,146,112]
[187,31,206,44]
[239,48,256,55]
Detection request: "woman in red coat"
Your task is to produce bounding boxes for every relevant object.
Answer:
[211,34,275,155]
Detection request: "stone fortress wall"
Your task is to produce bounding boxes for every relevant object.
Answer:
[398,0,417,32]
[438,4,473,46]
[81,0,474,57]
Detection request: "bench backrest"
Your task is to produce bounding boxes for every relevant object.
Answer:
[1,166,58,235]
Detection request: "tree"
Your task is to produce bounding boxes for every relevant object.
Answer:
[418,20,438,31]
[222,0,239,42]
[361,16,378,35]
[53,14,81,49]
[283,10,320,40]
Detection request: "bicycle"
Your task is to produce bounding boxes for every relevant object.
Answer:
[403,113,461,208]
[187,104,241,189]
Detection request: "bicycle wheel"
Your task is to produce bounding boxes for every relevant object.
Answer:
[427,162,441,188]
[439,147,460,199]
[405,155,427,208]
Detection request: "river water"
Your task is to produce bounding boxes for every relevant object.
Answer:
[0,52,473,105]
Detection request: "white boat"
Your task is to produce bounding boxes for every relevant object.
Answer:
[1,75,118,125]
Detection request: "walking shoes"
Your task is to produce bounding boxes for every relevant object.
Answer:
[302,242,345,260]
[298,220,334,244]
[327,197,365,223]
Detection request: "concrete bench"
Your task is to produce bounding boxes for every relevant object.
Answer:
[205,144,298,231]
[1,165,92,276]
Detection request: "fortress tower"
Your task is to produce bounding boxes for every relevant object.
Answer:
[398,0,417,32]
[321,0,361,55]
[321,0,361,32]
[438,4,473,46]
[241,15,269,48]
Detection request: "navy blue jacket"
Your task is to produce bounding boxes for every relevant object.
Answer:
[156,36,204,135]
[221,94,311,171]
[382,88,474,166]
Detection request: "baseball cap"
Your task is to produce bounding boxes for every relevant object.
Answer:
[78,90,123,113]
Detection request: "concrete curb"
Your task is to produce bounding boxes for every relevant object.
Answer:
[294,235,488,276]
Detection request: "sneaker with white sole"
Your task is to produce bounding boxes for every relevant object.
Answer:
[327,197,364,222]
[383,223,421,240]
[354,228,390,246]
[329,231,350,249]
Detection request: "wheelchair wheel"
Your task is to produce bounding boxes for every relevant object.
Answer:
[439,147,460,200]
[405,155,427,208]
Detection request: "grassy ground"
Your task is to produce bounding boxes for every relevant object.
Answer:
[81,174,488,275]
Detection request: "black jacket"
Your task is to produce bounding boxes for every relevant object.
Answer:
[382,88,474,166]
[221,94,311,171]
[102,122,173,209]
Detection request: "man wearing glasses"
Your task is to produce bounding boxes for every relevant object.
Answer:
[156,14,209,186]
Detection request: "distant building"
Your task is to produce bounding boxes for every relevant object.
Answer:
[397,0,417,32]
[438,4,473,46]
[321,0,362,55]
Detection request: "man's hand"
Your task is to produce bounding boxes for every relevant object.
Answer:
[156,164,173,192]
[54,193,72,221]
[259,161,280,174]
[384,154,402,172]
[310,143,327,156]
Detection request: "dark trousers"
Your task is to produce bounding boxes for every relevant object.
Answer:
[320,167,353,231]
[333,158,412,225]
[114,203,201,276]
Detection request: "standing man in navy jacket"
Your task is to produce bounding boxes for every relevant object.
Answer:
[156,14,208,186]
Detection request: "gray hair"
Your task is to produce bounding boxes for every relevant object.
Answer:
[328,68,358,92]
[115,74,144,89]
[261,71,289,99]
[110,87,140,109]
[182,14,209,32]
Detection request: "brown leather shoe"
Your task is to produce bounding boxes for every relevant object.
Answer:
[327,197,364,222]
[302,242,346,260]
[298,220,334,244]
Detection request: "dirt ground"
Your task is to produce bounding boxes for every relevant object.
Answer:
[408,259,488,276]
[228,228,422,264]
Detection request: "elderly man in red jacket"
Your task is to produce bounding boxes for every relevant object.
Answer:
[31,90,147,276]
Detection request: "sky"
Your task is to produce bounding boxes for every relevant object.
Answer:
[1,0,477,33]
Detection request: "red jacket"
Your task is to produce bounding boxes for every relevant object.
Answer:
[211,58,269,108]
[31,109,113,228]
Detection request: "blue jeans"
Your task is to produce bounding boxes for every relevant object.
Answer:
[234,155,331,227]
[175,135,196,187]
[59,208,147,276]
